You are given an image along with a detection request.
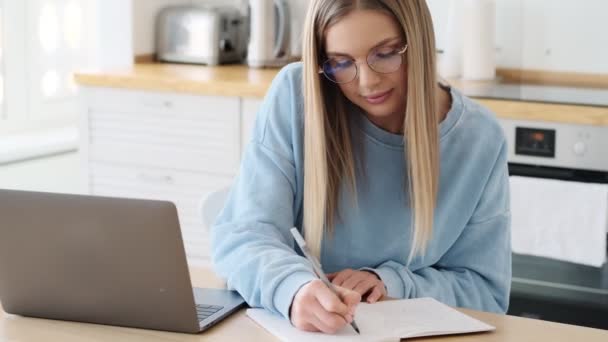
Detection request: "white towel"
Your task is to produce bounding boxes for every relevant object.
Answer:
[510,176,608,267]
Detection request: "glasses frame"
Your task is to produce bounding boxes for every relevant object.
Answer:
[318,44,409,84]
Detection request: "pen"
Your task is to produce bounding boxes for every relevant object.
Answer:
[290,227,361,334]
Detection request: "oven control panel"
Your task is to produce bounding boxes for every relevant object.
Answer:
[498,118,608,172]
[515,127,556,158]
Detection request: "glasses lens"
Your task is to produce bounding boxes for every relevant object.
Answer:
[368,46,403,74]
[322,59,356,83]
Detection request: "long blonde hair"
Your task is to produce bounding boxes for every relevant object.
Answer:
[302,0,439,262]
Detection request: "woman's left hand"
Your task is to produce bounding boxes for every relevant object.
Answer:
[327,269,387,303]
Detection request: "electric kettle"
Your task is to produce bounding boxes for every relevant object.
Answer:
[247,0,291,68]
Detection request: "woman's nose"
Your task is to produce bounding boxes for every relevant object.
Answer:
[357,63,382,90]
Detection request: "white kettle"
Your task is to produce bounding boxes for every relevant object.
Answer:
[247,0,291,68]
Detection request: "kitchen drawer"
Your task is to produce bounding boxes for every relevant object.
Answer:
[84,87,239,117]
[89,162,234,260]
[88,136,239,175]
[86,91,240,174]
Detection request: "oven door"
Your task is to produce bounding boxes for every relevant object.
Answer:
[507,162,608,330]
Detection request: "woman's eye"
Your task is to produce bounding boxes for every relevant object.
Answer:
[375,48,398,58]
[331,59,353,69]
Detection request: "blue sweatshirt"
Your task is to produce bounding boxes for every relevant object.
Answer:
[210,62,511,320]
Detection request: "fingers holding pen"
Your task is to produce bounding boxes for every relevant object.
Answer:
[290,279,361,334]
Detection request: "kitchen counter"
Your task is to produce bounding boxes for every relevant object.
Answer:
[74,63,278,98]
[74,63,608,126]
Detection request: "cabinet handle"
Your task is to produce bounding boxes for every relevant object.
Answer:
[140,99,174,109]
[136,173,174,184]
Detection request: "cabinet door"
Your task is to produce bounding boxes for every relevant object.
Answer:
[241,97,263,157]
[90,161,233,263]
[84,87,241,175]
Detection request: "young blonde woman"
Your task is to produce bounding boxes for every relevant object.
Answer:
[211,0,511,334]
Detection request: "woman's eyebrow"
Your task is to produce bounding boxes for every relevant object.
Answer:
[326,36,401,57]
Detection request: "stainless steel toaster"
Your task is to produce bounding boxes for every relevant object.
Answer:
[156,6,248,65]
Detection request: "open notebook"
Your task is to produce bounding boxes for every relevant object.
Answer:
[247,297,495,342]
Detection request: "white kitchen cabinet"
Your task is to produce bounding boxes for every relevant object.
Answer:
[80,87,251,265]
[89,161,233,261]
[84,88,241,173]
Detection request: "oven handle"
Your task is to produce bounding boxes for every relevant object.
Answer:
[509,163,608,184]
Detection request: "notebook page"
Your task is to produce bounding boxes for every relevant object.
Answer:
[246,308,399,342]
[246,297,494,342]
[356,297,495,338]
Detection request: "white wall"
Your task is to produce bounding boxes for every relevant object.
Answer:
[88,0,134,69]
[427,0,608,74]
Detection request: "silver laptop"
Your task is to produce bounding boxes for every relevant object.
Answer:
[0,189,246,333]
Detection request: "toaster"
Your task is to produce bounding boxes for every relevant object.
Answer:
[156,6,248,65]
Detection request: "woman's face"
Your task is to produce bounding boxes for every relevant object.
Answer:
[324,9,408,133]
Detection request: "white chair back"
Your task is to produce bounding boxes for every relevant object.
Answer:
[201,187,230,230]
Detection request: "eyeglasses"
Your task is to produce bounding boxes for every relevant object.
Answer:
[319,44,408,84]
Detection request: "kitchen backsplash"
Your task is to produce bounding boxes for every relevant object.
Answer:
[427,0,608,74]
[133,0,608,76]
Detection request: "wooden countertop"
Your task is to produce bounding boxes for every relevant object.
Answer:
[74,63,608,126]
[74,63,279,98]
[1,266,607,341]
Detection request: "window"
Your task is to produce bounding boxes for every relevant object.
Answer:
[1,0,89,135]
[30,0,85,124]
[0,0,95,163]
[0,4,5,122]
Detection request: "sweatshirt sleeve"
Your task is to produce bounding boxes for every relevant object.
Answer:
[209,65,316,320]
[366,140,511,313]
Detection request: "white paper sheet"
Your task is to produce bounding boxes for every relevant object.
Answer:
[246,297,495,342]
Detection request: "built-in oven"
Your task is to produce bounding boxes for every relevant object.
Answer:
[497,116,608,329]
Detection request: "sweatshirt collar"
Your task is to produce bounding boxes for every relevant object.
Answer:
[351,85,464,148]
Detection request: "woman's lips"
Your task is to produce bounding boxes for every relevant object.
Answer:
[363,89,393,104]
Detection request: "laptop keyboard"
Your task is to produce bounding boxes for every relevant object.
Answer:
[196,304,224,321]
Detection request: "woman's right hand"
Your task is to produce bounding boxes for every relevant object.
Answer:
[289,279,361,334]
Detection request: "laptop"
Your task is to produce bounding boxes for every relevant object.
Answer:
[0,189,246,333]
